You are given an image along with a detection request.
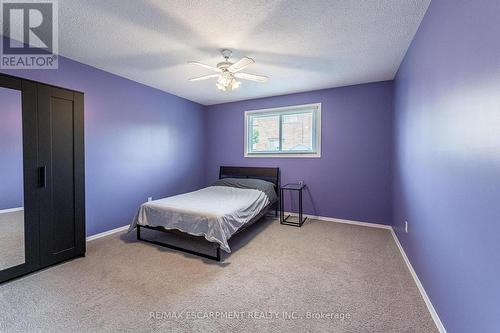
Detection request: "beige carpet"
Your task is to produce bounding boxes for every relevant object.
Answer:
[0,210,25,270]
[0,217,437,332]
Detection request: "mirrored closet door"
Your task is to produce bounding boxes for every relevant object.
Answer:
[0,86,24,270]
[0,75,39,283]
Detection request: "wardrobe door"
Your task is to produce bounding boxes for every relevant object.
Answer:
[37,84,85,266]
[0,77,40,284]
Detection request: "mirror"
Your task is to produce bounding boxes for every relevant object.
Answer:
[0,86,24,270]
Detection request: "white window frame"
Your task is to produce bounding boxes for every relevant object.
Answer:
[244,103,321,158]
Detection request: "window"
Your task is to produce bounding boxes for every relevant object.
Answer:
[244,103,321,157]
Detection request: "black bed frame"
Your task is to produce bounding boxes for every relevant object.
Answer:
[136,166,280,261]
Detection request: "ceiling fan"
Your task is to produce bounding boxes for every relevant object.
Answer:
[188,49,268,92]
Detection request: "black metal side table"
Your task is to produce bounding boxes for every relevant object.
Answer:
[280,183,307,227]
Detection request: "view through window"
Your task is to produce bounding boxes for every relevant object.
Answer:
[245,103,321,157]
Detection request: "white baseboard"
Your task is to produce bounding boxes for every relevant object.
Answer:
[0,207,24,214]
[86,225,129,242]
[390,229,447,333]
[284,211,392,229]
[290,212,446,332]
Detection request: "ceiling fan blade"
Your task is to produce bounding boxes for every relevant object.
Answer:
[189,74,220,81]
[188,61,221,72]
[228,57,255,72]
[234,72,268,82]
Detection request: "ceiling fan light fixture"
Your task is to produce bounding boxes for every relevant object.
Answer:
[231,79,241,90]
[216,81,226,91]
[214,71,241,92]
[188,49,268,92]
[216,75,240,92]
[217,72,232,86]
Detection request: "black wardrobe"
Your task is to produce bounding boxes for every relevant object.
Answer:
[0,73,85,284]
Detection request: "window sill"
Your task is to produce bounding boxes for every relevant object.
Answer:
[244,152,321,158]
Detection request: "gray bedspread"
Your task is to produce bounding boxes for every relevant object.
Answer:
[211,178,277,204]
[129,179,277,253]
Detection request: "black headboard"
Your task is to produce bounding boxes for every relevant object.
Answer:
[219,166,280,193]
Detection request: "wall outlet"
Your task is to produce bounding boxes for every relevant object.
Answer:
[405,221,409,233]
[148,197,152,202]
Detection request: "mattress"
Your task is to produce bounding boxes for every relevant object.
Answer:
[129,185,271,253]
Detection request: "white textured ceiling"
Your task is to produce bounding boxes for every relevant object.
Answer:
[58,0,430,105]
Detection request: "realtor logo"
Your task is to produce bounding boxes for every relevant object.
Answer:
[1,0,58,69]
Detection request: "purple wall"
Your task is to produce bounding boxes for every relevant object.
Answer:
[393,1,500,332]
[1,52,206,236]
[205,81,394,225]
[0,87,23,210]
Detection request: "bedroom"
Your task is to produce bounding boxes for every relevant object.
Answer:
[0,1,498,332]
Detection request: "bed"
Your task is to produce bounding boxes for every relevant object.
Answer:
[129,166,280,261]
